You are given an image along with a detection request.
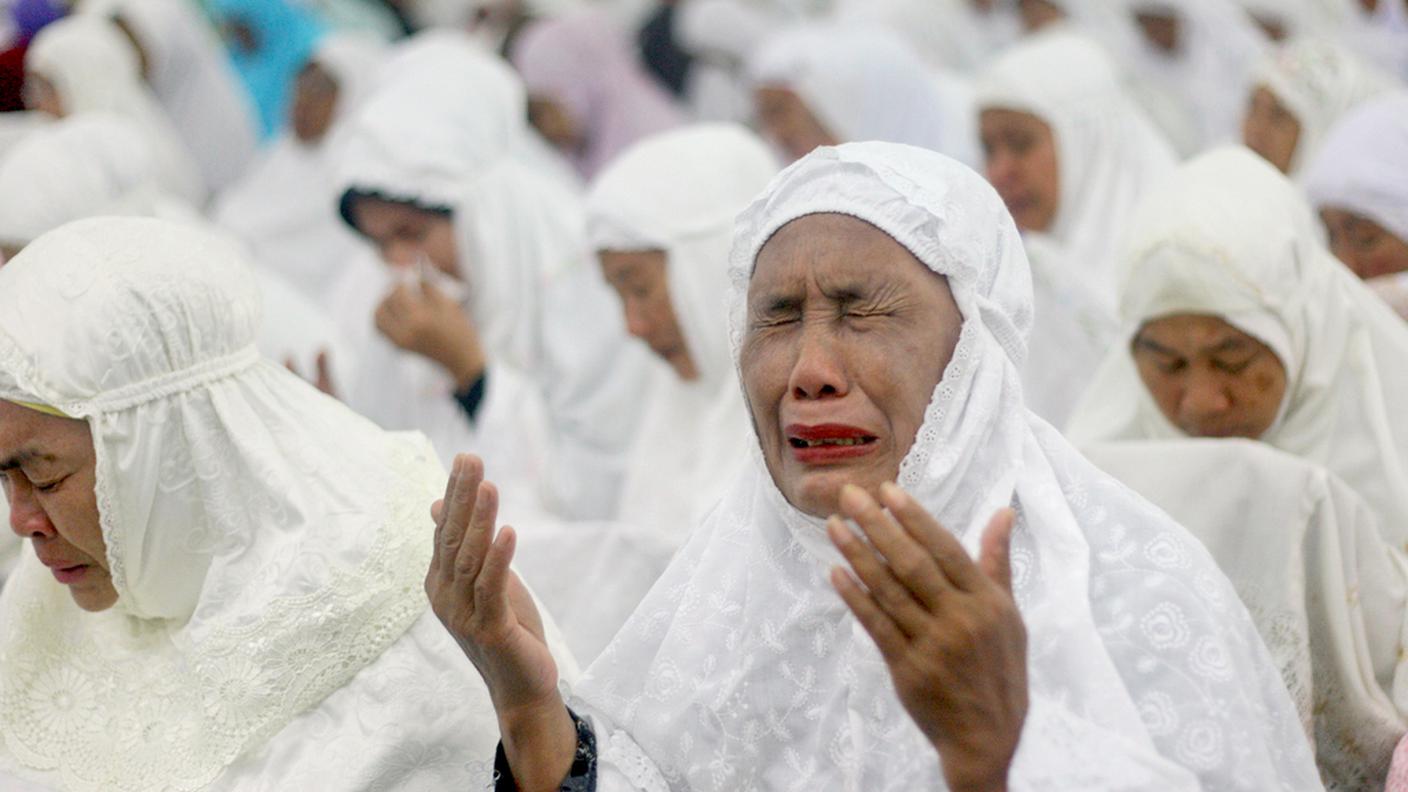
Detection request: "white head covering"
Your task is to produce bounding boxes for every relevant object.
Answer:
[25,15,205,205]
[748,24,979,166]
[1085,438,1408,790]
[586,123,778,534]
[0,217,446,788]
[829,0,987,71]
[1304,91,1408,249]
[1251,37,1399,176]
[80,0,260,195]
[976,29,1177,304]
[1067,146,1408,546]
[572,141,1319,791]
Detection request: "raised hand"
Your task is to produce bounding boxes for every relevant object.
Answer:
[827,482,1027,792]
[375,279,486,389]
[425,454,576,791]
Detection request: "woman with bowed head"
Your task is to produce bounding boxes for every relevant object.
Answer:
[427,141,1321,791]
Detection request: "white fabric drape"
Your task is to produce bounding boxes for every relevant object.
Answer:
[586,123,776,539]
[24,15,205,206]
[1067,146,1408,548]
[332,32,651,518]
[1251,37,1399,177]
[0,216,574,791]
[79,0,260,195]
[571,141,1320,791]
[1085,438,1408,791]
[975,29,1177,306]
[748,24,979,166]
[1304,91,1408,252]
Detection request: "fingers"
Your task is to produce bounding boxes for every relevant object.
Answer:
[879,482,985,593]
[315,349,334,394]
[473,524,517,627]
[827,516,932,637]
[437,455,484,576]
[429,456,461,574]
[452,479,498,581]
[830,566,906,662]
[838,484,948,609]
[977,508,1017,596]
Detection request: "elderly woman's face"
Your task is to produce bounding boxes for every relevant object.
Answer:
[0,401,115,612]
[598,249,698,380]
[1320,207,1408,281]
[753,86,839,164]
[980,108,1060,234]
[1132,314,1288,439]
[740,213,962,519]
[1242,86,1300,175]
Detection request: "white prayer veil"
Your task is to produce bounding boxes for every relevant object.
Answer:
[975,28,1177,305]
[748,24,979,166]
[572,142,1319,791]
[25,15,205,205]
[0,217,447,790]
[586,123,777,535]
[1250,37,1398,177]
[1305,91,1408,252]
[1067,146,1408,548]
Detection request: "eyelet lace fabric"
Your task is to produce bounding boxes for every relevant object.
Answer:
[0,218,448,790]
[573,143,1321,790]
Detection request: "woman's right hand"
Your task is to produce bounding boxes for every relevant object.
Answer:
[426,454,577,791]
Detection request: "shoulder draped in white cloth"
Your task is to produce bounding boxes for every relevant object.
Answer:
[1067,146,1408,548]
[0,216,575,791]
[568,141,1321,791]
[975,29,1177,306]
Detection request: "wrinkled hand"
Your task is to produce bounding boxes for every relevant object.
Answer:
[375,280,486,388]
[284,349,338,398]
[425,454,575,791]
[828,483,1027,792]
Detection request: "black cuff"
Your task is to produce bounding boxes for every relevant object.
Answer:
[492,707,597,792]
[453,370,489,423]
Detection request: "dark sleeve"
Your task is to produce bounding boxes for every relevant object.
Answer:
[492,707,597,792]
[452,370,489,424]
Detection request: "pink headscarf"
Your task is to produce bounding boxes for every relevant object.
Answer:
[1390,735,1408,792]
[511,9,685,181]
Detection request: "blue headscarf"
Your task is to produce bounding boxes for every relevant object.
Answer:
[210,0,325,139]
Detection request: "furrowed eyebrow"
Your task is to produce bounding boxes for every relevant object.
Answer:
[1133,336,1179,357]
[758,294,804,315]
[0,449,48,472]
[1207,338,1253,355]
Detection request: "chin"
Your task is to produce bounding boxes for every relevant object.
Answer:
[785,468,872,519]
[69,587,118,613]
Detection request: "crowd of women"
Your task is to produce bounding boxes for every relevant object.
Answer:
[0,0,1406,789]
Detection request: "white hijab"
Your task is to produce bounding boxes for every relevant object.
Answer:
[0,217,557,791]
[1304,91,1408,253]
[1067,146,1408,547]
[748,24,979,166]
[80,0,260,195]
[25,15,205,206]
[571,142,1320,791]
[1251,36,1399,177]
[976,29,1178,306]
[586,123,777,537]
[1085,438,1408,791]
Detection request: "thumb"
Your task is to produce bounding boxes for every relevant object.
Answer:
[978,508,1017,595]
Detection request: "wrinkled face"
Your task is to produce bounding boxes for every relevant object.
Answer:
[1242,86,1301,175]
[753,86,839,164]
[291,62,339,145]
[0,401,115,611]
[740,213,962,518]
[980,108,1060,234]
[1135,11,1181,53]
[598,249,698,380]
[22,72,64,118]
[1132,314,1289,439]
[526,96,581,153]
[349,196,460,279]
[1018,0,1066,32]
[1320,207,1408,281]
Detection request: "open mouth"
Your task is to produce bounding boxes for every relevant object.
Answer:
[787,436,876,448]
[784,423,879,462]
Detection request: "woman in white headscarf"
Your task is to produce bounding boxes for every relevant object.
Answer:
[1068,146,1408,546]
[748,24,978,166]
[0,216,576,791]
[1082,437,1408,789]
[1242,37,1398,177]
[214,34,386,305]
[1305,92,1408,321]
[428,141,1321,791]
[332,32,650,519]
[586,123,777,536]
[23,15,204,205]
[80,0,260,195]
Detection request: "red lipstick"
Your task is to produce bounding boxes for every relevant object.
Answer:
[784,423,878,464]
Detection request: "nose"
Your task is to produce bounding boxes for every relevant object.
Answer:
[986,149,1021,197]
[622,297,653,343]
[788,323,849,401]
[381,240,419,269]
[7,480,56,540]
[1178,370,1231,426]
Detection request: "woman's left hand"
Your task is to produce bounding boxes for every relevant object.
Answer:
[374,279,486,388]
[828,482,1027,792]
